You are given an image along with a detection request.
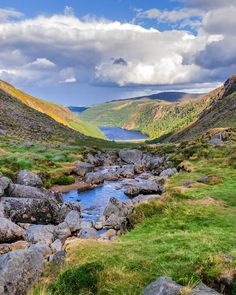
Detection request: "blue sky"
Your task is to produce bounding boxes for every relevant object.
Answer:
[0,0,235,105]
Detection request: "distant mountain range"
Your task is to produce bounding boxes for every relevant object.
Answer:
[79,75,236,141]
[0,80,105,140]
[109,91,201,103]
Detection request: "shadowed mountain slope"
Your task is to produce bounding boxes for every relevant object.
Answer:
[0,80,104,139]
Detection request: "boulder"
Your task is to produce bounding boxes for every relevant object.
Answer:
[75,162,94,177]
[85,171,104,185]
[125,181,163,197]
[50,250,65,265]
[0,241,29,255]
[190,283,220,295]
[64,210,81,232]
[0,248,44,295]
[86,153,103,167]
[78,227,99,239]
[0,217,24,243]
[99,229,117,241]
[51,239,63,253]
[8,184,45,199]
[142,276,182,295]
[24,224,55,244]
[159,168,177,179]
[0,176,12,197]
[131,194,162,206]
[16,170,43,188]
[29,243,52,258]
[1,197,64,224]
[102,197,132,233]
[116,165,135,178]
[55,222,71,240]
[119,149,142,164]
[208,134,224,146]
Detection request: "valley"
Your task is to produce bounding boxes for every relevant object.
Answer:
[0,76,236,295]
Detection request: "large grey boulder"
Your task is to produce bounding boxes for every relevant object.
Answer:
[125,181,163,197]
[8,184,45,199]
[85,171,104,185]
[78,227,99,239]
[142,276,182,295]
[101,197,132,233]
[75,162,94,177]
[159,168,177,179]
[131,194,162,206]
[0,176,12,197]
[0,248,44,295]
[0,217,24,243]
[64,210,81,232]
[1,197,64,224]
[190,283,220,295]
[116,165,135,178]
[29,243,52,259]
[55,222,71,240]
[24,224,55,244]
[119,149,143,164]
[16,170,43,188]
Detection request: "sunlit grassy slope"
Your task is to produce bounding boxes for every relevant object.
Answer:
[0,80,105,139]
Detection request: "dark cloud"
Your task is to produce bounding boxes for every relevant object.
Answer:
[112,58,128,66]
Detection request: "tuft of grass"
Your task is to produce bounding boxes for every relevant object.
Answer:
[53,175,75,185]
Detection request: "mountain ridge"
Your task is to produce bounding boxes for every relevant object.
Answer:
[0,80,104,139]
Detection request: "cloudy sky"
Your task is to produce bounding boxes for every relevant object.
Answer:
[0,0,236,105]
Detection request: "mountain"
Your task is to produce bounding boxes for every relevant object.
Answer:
[171,75,236,141]
[79,75,236,141]
[109,91,200,103]
[0,87,83,142]
[0,80,104,139]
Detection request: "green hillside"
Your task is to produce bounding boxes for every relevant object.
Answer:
[0,80,105,139]
[80,75,236,141]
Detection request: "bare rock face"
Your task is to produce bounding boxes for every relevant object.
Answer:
[85,171,104,185]
[0,248,44,295]
[24,224,55,244]
[75,162,95,177]
[16,170,43,188]
[125,181,163,197]
[0,217,24,243]
[119,149,143,164]
[142,276,182,295]
[0,175,12,197]
[190,283,220,295]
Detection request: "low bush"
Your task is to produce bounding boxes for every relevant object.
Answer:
[53,175,75,185]
[48,262,104,295]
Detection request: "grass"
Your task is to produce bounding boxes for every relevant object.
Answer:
[31,143,236,295]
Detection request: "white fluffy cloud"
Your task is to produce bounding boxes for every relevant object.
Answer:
[0,4,235,92]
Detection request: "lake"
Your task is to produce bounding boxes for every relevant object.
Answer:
[99,126,148,141]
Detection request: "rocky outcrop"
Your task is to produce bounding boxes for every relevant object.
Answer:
[125,181,164,197]
[85,171,104,185]
[0,248,44,295]
[0,175,12,197]
[0,218,24,243]
[142,276,182,295]
[119,149,142,164]
[75,162,94,177]
[16,170,43,188]
[24,224,55,244]
[142,277,221,295]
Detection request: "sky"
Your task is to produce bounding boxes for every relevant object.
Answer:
[0,0,236,105]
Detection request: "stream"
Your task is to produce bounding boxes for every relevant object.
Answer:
[63,180,129,223]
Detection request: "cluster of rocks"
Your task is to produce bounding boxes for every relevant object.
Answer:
[142,276,221,295]
[0,149,178,294]
[0,171,83,295]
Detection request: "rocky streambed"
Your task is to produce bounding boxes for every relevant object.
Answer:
[0,149,178,295]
